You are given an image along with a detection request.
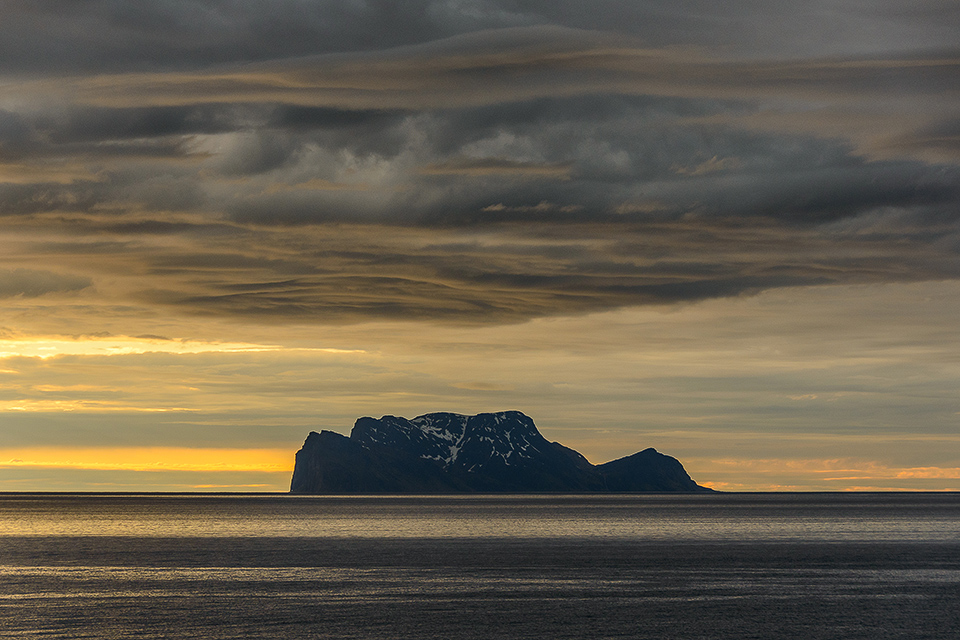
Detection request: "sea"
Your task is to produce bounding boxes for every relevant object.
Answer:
[1,493,958,639]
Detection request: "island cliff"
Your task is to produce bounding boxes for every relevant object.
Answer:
[290,411,713,493]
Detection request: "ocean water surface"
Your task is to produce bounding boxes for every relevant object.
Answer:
[1,493,958,639]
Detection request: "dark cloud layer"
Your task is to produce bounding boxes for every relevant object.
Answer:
[0,1,958,325]
[3,1,957,75]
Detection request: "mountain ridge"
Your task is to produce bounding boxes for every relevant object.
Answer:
[290,410,713,493]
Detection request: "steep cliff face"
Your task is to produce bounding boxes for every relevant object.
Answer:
[289,430,467,494]
[290,411,713,494]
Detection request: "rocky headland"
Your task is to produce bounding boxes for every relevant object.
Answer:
[290,411,713,493]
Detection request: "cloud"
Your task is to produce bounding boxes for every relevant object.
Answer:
[673,155,740,176]
[43,216,960,322]
[3,2,957,76]
[2,279,960,490]
[896,467,960,479]
[882,116,960,163]
[0,334,292,359]
[263,177,373,194]
[23,31,955,123]
[0,4,955,327]
[2,176,959,325]
[418,157,572,179]
[451,381,513,391]
[703,457,960,483]
[0,269,91,298]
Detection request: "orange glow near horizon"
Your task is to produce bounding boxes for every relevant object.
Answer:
[0,447,294,473]
[689,457,960,492]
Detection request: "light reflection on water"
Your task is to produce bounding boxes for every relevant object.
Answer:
[1,492,958,541]
[1,493,959,639]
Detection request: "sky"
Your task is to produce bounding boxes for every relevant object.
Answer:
[1,0,959,492]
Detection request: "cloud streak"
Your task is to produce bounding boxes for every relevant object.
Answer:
[0,269,91,298]
[11,29,955,168]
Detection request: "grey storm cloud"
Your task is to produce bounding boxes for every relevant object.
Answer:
[0,1,958,324]
[24,30,954,115]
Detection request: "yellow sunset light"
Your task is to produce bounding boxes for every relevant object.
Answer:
[0,447,294,473]
[0,335,366,360]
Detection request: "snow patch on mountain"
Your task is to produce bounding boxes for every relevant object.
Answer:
[355,411,542,468]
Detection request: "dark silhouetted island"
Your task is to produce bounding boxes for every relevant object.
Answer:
[290,411,713,493]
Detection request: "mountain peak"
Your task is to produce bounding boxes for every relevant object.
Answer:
[352,410,547,470]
